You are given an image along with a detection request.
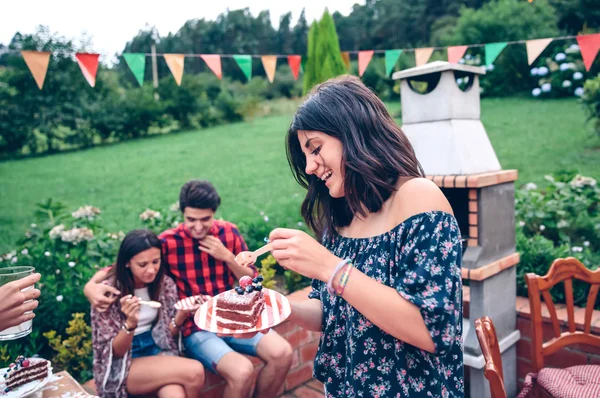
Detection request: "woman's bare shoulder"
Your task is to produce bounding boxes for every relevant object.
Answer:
[392,177,453,222]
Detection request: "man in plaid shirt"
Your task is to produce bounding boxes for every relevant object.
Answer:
[84,180,293,398]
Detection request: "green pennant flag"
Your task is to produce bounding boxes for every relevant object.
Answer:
[122,53,146,86]
[233,55,252,81]
[385,49,402,76]
[301,56,307,73]
[485,42,508,66]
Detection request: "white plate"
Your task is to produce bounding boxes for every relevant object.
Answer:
[0,363,53,398]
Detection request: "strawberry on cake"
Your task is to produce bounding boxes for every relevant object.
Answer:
[215,275,265,330]
[2,355,50,393]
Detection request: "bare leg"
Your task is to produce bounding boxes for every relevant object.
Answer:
[254,332,293,397]
[157,384,186,398]
[216,352,255,398]
[126,356,205,397]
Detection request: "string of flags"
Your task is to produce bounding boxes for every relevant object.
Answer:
[13,33,600,90]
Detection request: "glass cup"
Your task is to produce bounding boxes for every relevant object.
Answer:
[0,266,36,341]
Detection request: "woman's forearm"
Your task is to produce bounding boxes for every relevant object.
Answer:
[289,299,323,332]
[112,327,135,358]
[335,269,436,353]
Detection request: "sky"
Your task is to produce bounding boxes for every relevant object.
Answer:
[1,0,361,62]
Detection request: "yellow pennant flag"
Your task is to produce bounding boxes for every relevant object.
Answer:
[341,52,350,70]
[526,38,553,65]
[21,51,51,90]
[261,55,277,83]
[415,47,434,66]
[163,54,185,86]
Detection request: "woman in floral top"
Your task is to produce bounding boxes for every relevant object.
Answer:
[269,75,464,397]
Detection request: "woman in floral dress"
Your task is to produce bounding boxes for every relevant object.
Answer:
[269,75,464,397]
[91,229,204,398]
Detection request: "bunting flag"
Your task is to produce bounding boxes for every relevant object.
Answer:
[287,55,301,80]
[385,49,402,76]
[21,51,51,90]
[301,56,307,73]
[163,54,185,86]
[526,38,553,65]
[75,53,100,87]
[341,51,351,70]
[122,53,145,86]
[415,47,434,67]
[447,45,468,64]
[200,54,222,79]
[577,33,600,71]
[485,42,508,66]
[261,55,277,83]
[233,55,252,81]
[358,50,374,77]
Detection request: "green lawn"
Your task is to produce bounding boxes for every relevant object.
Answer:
[0,97,598,252]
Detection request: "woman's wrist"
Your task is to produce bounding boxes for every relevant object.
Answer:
[321,254,343,283]
[125,319,137,331]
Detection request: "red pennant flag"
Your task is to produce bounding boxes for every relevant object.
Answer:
[447,46,468,64]
[200,54,222,79]
[75,53,100,87]
[358,50,374,77]
[288,55,301,80]
[577,34,600,71]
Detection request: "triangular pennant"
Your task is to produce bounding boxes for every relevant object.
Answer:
[577,34,600,71]
[358,50,374,77]
[447,45,468,64]
[21,51,51,90]
[287,55,301,80]
[261,55,277,83]
[485,42,508,66]
[415,47,434,66]
[301,56,307,73]
[385,49,402,76]
[200,54,222,79]
[526,38,553,65]
[341,52,350,70]
[233,55,252,81]
[75,53,100,87]
[163,54,185,86]
[122,53,146,86]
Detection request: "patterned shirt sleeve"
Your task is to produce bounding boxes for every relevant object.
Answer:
[394,212,463,355]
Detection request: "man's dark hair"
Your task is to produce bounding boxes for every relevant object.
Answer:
[179,180,221,212]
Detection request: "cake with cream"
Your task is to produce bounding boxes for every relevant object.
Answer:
[215,275,265,330]
[2,356,50,393]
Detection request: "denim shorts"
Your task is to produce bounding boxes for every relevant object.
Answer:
[131,330,162,359]
[183,330,267,373]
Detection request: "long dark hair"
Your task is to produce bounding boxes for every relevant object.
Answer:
[286,75,425,238]
[108,229,165,301]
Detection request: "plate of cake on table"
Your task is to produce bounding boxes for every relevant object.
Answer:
[0,355,53,397]
[194,275,291,334]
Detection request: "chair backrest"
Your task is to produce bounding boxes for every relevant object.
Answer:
[475,316,507,398]
[525,257,600,373]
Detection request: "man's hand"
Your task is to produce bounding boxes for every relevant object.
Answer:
[84,281,120,313]
[198,236,235,262]
[0,273,41,331]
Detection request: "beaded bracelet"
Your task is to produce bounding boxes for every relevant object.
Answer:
[327,259,350,295]
[336,263,354,296]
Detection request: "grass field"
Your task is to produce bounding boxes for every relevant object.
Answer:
[0,97,598,252]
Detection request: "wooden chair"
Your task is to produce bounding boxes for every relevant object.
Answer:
[525,257,600,397]
[475,316,508,398]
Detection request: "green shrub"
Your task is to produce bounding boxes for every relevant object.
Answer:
[582,75,600,136]
[530,42,588,99]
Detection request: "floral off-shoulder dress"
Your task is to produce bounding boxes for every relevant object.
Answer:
[309,211,464,398]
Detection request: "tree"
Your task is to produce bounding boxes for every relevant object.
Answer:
[303,10,346,95]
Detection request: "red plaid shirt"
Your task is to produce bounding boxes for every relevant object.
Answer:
[159,220,256,337]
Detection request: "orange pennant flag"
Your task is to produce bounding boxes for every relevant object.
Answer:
[577,34,600,71]
[526,38,553,65]
[415,47,434,66]
[341,52,351,70]
[358,51,374,77]
[200,54,222,79]
[287,55,301,80]
[163,54,185,86]
[261,55,277,83]
[75,53,100,87]
[447,46,468,64]
[21,51,51,89]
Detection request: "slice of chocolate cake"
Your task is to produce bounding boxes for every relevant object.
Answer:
[3,356,50,393]
[215,275,266,330]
